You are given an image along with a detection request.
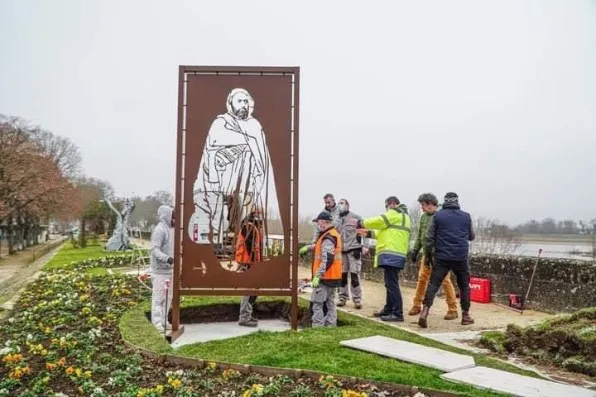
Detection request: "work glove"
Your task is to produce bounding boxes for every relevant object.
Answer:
[424,255,432,268]
[167,257,174,265]
[299,246,309,256]
[410,251,418,264]
[311,276,320,288]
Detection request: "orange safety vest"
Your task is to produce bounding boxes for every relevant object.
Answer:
[312,227,342,282]
[235,221,262,264]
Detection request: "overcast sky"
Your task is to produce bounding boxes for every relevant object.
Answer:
[1,0,595,224]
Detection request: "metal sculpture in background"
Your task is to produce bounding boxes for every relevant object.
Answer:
[105,197,136,251]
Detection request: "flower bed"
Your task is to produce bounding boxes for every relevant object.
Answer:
[0,259,436,397]
[58,253,150,271]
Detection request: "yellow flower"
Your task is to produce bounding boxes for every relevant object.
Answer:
[44,327,51,334]
[168,378,182,389]
[342,390,368,397]
[155,384,164,393]
[9,367,23,379]
[75,368,82,377]
[84,370,92,378]
[252,384,264,392]
[41,349,48,356]
[65,366,74,375]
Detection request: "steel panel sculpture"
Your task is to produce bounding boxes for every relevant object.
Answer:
[170,66,300,340]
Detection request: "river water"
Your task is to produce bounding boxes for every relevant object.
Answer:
[507,242,594,261]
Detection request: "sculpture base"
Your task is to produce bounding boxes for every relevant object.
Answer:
[166,325,185,344]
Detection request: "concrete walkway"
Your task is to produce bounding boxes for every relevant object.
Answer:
[297,266,551,335]
[0,242,64,310]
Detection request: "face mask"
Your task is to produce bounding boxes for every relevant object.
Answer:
[338,204,346,212]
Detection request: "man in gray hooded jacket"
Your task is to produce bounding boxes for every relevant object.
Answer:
[150,205,175,332]
[336,198,367,309]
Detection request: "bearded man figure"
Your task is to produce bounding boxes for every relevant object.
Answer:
[188,88,281,255]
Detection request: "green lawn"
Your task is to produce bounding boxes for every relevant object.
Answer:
[121,296,540,397]
[43,242,132,270]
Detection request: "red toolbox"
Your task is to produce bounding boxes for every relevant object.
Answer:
[469,277,491,303]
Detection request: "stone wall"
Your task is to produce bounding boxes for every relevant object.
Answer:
[299,248,596,313]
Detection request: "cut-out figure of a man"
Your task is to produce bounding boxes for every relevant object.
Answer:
[188,88,280,252]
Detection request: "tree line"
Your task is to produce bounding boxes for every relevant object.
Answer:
[0,114,173,256]
[514,218,596,235]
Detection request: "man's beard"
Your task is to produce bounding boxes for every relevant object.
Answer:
[234,108,248,120]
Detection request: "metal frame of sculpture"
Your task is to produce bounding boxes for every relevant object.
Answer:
[170,65,300,341]
[105,197,136,251]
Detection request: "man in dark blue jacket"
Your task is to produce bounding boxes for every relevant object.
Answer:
[418,192,475,328]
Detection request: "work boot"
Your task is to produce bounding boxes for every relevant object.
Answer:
[380,314,404,322]
[408,306,421,316]
[373,310,388,317]
[418,306,430,328]
[354,302,362,310]
[239,319,258,327]
[444,310,459,320]
[461,312,475,325]
[337,300,346,307]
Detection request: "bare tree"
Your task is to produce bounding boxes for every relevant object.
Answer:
[154,190,173,206]
[579,219,596,262]
[408,201,422,236]
[30,129,82,180]
[470,217,522,255]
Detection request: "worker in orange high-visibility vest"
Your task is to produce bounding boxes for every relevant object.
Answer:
[236,209,264,327]
[302,211,343,327]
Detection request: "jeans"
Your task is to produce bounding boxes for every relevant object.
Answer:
[412,254,458,311]
[382,266,403,318]
[423,258,471,312]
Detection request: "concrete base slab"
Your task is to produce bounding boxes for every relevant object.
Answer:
[339,335,476,372]
[171,319,293,348]
[441,366,596,397]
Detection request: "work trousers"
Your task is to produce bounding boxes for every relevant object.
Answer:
[423,258,471,312]
[412,254,458,311]
[381,266,403,318]
[311,284,337,327]
[239,296,258,322]
[151,273,173,331]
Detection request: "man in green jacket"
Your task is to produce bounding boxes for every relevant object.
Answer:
[351,196,411,322]
[408,193,458,320]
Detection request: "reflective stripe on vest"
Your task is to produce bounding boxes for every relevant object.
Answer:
[381,210,411,232]
[312,227,342,281]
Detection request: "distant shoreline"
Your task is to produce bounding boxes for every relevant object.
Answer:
[519,234,594,245]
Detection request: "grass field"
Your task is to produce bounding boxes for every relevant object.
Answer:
[120,296,542,397]
[43,241,132,270]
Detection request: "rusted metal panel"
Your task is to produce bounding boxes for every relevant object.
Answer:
[172,66,300,333]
